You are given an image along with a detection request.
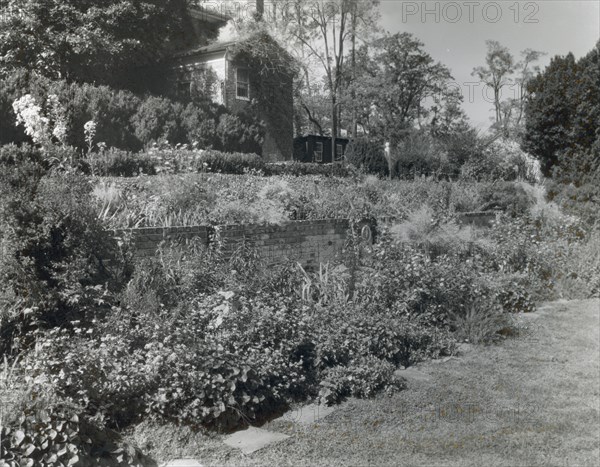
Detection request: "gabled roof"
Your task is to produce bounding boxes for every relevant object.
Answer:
[175,40,238,59]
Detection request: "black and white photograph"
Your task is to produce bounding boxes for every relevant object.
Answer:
[0,1,598,465]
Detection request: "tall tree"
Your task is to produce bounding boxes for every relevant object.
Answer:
[345,33,456,144]
[471,40,514,131]
[279,0,379,164]
[472,40,543,138]
[524,43,599,175]
[504,48,545,139]
[0,0,194,87]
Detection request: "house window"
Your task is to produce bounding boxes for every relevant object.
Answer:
[336,143,344,159]
[236,67,250,100]
[314,142,323,162]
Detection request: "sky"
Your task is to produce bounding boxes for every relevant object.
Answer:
[377,0,600,131]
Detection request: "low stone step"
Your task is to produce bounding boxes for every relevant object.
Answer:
[281,402,336,425]
[223,426,290,455]
[161,459,203,467]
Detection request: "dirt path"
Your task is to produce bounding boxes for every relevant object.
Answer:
[146,299,600,466]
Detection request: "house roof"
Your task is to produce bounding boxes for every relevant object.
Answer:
[174,40,238,59]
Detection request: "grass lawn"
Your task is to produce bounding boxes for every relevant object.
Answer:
[128,299,600,466]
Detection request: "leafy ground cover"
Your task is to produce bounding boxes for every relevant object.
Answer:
[127,299,599,466]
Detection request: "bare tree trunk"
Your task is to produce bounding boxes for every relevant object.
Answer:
[331,93,337,169]
[351,8,357,138]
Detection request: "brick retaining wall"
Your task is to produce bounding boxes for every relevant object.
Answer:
[113,212,496,266]
[113,218,366,267]
[112,226,211,258]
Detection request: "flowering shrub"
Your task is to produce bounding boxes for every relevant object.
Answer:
[11,93,69,149]
[461,137,542,183]
[84,120,97,154]
[496,278,536,313]
[12,94,51,146]
[484,212,598,300]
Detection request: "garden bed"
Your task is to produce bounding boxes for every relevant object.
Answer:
[1,161,599,465]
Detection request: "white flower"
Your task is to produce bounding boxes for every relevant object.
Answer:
[84,120,97,133]
[12,94,51,145]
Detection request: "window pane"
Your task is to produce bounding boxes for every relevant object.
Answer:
[237,83,249,98]
[314,142,323,162]
[237,68,249,83]
[236,68,250,99]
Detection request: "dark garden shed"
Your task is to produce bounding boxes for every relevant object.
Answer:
[293,134,350,163]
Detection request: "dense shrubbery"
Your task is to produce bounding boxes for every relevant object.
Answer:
[148,147,265,175]
[545,141,600,227]
[461,138,542,183]
[0,152,128,356]
[485,213,600,300]
[17,232,471,430]
[345,138,388,177]
[267,161,360,178]
[145,147,360,178]
[345,132,542,184]
[394,131,453,178]
[87,148,157,177]
[0,69,264,153]
[478,182,535,216]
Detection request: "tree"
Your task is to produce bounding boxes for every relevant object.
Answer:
[0,0,194,87]
[503,48,545,139]
[346,33,456,144]
[472,40,544,139]
[523,43,599,175]
[472,40,514,131]
[339,32,467,178]
[276,0,379,165]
